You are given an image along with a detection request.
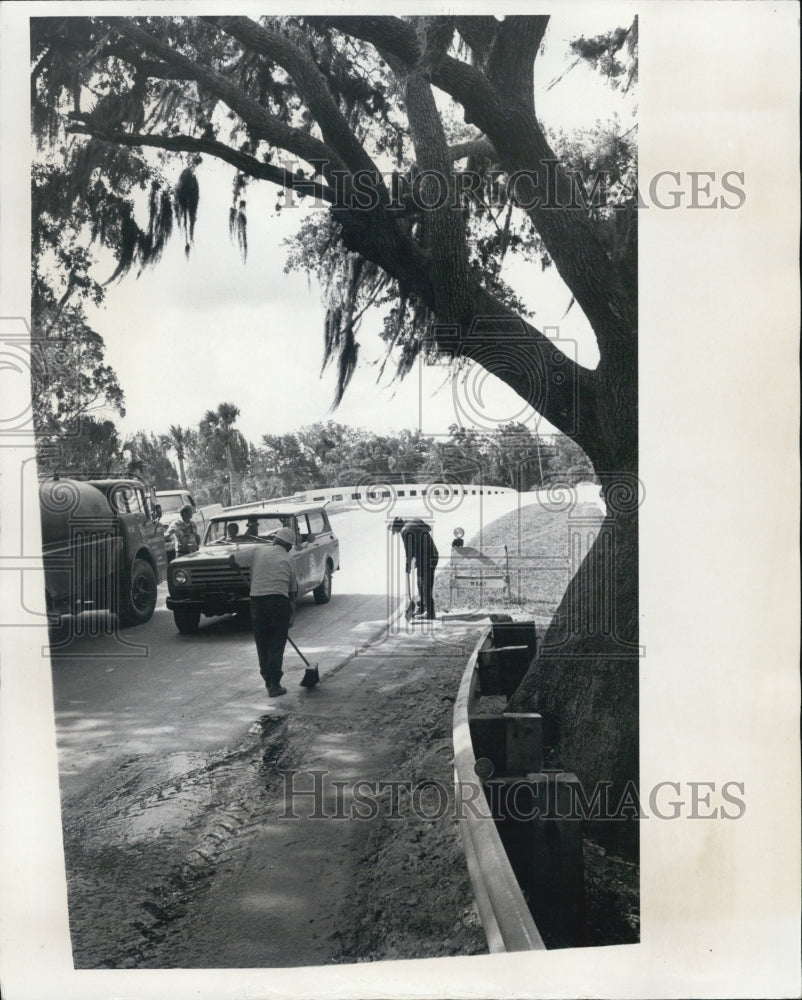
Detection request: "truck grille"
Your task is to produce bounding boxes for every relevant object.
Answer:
[188,564,250,588]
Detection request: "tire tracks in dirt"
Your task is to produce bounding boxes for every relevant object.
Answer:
[62,623,488,968]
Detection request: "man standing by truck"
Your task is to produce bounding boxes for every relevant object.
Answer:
[229,526,298,698]
[166,505,200,558]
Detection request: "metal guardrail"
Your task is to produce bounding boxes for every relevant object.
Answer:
[452,626,545,953]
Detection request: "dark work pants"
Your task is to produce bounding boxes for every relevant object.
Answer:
[416,554,439,618]
[250,594,291,688]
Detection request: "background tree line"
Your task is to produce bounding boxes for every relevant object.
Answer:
[35,389,595,505]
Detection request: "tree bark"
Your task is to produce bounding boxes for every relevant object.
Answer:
[508,481,639,858]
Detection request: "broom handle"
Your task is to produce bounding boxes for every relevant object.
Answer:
[409,557,418,603]
[286,632,312,669]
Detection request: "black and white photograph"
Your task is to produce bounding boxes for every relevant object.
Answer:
[0,2,798,998]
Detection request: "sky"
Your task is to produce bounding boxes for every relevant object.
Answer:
[79,9,636,449]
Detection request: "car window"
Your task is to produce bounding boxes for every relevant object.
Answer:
[159,495,186,514]
[307,511,325,535]
[296,514,311,542]
[204,515,292,544]
[110,486,143,514]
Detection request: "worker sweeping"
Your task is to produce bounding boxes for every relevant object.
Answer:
[389,516,439,620]
[229,526,297,698]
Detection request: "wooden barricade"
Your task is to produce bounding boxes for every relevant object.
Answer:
[448,543,511,604]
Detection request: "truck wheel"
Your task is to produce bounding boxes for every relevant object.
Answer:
[173,608,201,634]
[313,565,332,604]
[119,559,158,627]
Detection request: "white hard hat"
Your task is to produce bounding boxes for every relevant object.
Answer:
[274,526,295,547]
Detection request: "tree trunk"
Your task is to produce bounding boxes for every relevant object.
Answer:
[508,481,639,858]
[177,453,188,490]
[225,444,239,505]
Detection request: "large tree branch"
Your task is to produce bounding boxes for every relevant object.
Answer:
[453,17,500,67]
[209,16,381,180]
[70,122,437,327]
[67,118,336,203]
[210,15,447,311]
[486,16,549,106]
[329,191,595,446]
[448,137,496,161]
[456,285,601,453]
[309,17,505,123]
[313,16,636,354]
[385,49,472,324]
[104,17,348,176]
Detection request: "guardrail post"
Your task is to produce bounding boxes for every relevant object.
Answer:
[504,713,544,774]
[477,645,529,696]
[469,712,544,776]
[490,620,537,657]
[486,771,586,945]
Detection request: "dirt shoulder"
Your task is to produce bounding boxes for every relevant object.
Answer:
[60,493,636,968]
[62,620,489,968]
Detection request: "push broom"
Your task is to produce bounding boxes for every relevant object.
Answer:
[288,633,320,689]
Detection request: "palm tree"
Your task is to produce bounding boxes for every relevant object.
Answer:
[200,403,246,505]
[167,424,192,489]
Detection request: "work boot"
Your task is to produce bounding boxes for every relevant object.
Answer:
[267,684,287,697]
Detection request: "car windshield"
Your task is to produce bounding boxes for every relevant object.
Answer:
[159,496,186,514]
[204,514,294,545]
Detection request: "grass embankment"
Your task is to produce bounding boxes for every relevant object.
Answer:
[433,498,605,629]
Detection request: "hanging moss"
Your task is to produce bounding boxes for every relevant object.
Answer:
[229,199,248,260]
[334,326,359,407]
[104,205,142,285]
[143,184,174,266]
[175,166,199,255]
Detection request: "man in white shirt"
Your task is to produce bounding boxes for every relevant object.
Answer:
[229,526,298,697]
[167,505,200,556]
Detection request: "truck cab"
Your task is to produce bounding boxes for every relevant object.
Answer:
[40,476,167,627]
[166,503,339,633]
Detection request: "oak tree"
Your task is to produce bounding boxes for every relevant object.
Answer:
[32,14,639,848]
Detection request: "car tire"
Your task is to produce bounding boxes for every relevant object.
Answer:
[313,565,332,604]
[119,559,158,627]
[173,607,201,634]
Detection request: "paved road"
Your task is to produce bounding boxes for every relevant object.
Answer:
[50,494,537,798]
[48,494,546,966]
[50,507,393,799]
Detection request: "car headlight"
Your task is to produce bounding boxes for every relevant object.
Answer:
[173,569,188,585]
